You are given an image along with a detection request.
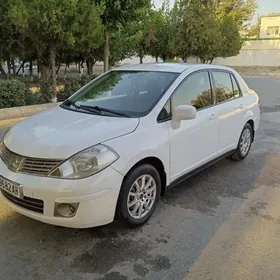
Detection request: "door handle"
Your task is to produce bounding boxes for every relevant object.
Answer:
[234,104,246,110]
[209,113,218,120]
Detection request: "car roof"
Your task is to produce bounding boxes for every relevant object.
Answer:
[114,63,235,74]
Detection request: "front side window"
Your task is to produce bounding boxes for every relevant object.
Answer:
[212,71,234,103]
[62,71,179,117]
[172,71,212,111]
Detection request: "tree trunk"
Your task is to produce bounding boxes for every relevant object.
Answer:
[79,61,83,79]
[155,56,159,63]
[0,64,6,76]
[37,63,41,79]
[12,59,16,76]
[86,58,95,75]
[56,61,61,76]
[16,61,26,75]
[7,58,11,76]
[29,60,33,76]
[139,50,144,64]
[64,64,67,79]
[104,29,110,72]
[50,46,57,96]
[41,64,50,81]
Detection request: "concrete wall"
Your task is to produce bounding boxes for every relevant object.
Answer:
[213,39,280,67]
[260,15,280,39]
[117,39,280,67]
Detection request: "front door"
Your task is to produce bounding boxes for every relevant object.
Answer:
[169,71,220,182]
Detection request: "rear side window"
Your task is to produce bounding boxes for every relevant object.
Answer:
[212,72,234,103]
[231,75,241,98]
[172,71,212,110]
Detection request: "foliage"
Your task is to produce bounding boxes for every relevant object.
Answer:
[214,0,257,30]
[9,0,104,88]
[170,0,220,62]
[143,7,174,61]
[219,16,242,58]
[0,80,26,108]
[39,81,53,103]
[25,90,45,106]
[94,0,151,71]
[246,17,261,38]
[109,24,142,66]
[0,0,257,108]
[170,0,243,63]
[57,75,99,102]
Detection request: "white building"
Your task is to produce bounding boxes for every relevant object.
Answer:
[260,14,280,38]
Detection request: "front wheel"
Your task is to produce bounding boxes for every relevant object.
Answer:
[229,123,253,161]
[116,164,161,228]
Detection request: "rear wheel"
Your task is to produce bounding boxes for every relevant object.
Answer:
[229,123,253,161]
[116,164,161,228]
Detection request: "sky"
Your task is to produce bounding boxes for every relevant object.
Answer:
[154,0,280,21]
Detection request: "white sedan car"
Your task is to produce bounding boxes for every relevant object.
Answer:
[0,63,260,228]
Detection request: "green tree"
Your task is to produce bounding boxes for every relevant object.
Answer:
[94,0,150,72]
[193,4,222,63]
[0,1,23,76]
[149,7,174,62]
[10,0,103,94]
[214,0,257,30]
[219,16,242,58]
[135,7,158,63]
[109,25,142,66]
[170,0,221,62]
[246,17,261,38]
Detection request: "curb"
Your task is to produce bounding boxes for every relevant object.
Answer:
[0,117,27,127]
[0,103,59,121]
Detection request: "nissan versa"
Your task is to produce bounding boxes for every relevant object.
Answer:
[0,63,260,228]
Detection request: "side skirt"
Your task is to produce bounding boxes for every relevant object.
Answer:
[167,149,236,190]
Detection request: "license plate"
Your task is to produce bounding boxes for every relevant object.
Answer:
[0,176,23,198]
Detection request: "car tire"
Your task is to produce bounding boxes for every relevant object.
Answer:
[116,164,161,228]
[229,123,253,161]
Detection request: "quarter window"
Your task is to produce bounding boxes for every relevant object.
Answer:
[172,71,212,111]
[231,75,241,98]
[212,72,234,103]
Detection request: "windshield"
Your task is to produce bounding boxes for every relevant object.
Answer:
[61,71,179,117]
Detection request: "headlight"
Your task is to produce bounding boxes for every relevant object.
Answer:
[48,144,119,179]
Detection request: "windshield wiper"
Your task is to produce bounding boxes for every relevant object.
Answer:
[64,100,102,116]
[79,105,130,118]
[64,99,80,111]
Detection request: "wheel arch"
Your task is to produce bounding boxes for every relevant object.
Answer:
[246,119,255,142]
[121,157,167,197]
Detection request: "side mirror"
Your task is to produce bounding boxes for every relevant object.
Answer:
[172,105,196,129]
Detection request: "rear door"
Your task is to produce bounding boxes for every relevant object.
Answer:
[210,70,246,154]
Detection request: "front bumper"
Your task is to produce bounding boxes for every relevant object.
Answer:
[0,159,124,228]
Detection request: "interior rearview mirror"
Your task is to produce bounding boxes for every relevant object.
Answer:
[171,105,196,129]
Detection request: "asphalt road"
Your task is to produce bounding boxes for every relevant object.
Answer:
[1,76,280,280]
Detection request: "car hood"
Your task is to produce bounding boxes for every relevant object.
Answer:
[4,106,139,159]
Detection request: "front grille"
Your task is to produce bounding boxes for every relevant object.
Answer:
[0,143,62,176]
[1,189,44,214]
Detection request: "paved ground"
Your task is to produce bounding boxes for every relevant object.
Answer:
[1,76,280,280]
